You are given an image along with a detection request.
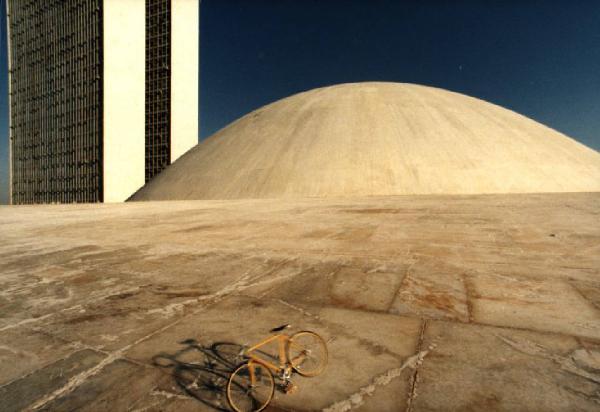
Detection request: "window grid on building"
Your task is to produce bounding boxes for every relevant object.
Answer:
[8,0,103,204]
[145,0,171,183]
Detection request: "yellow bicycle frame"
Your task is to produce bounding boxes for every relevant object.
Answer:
[243,334,307,385]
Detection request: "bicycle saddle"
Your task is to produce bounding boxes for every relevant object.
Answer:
[270,324,291,333]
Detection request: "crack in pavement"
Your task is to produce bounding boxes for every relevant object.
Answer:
[406,320,428,412]
[321,344,436,412]
[145,270,256,318]
[144,260,309,319]
[496,334,600,385]
[276,298,408,361]
[26,337,161,411]
[0,286,142,332]
[149,389,191,401]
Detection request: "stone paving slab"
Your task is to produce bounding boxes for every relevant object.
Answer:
[30,287,193,352]
[0,327,80,386]
[329,268,404,312]
[0,349,105,412]
[571,280,600,310]
[259,263,408,313]
[412,320,600,411]
[469,274,600,340]
[38,359,164,411]
[123,373,222,412]
[389,259,469,322]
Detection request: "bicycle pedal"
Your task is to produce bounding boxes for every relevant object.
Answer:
[283,382,298,395]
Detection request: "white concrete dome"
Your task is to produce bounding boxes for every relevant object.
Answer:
[131,82,600,200]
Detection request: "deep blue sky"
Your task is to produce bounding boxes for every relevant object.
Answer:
[1,0,600,204]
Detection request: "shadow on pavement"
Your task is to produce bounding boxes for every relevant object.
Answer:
[153,338,291,411]
[152,338,246,411]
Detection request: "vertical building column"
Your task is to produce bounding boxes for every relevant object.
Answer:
[170,0,199,162]
[102,0,145,202]
[6,0,13,204]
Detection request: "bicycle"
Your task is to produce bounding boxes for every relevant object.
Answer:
[226,324,328,412]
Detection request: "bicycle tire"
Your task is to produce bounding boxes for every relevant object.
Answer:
[287,331,328,377]
[227,361,275,412]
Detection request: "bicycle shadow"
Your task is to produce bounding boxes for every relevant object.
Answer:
[152,338,282,411]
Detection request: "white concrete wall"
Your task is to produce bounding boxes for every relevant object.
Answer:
[171,0,199,162]
[102,0,146,202]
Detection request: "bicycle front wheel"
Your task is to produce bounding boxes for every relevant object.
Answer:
[227,362,275,412]
[287,331,328,377]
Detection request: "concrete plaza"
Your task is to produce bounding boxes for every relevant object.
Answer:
[1,193,599,411]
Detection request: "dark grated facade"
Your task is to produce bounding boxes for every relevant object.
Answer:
[8,0,104,204]
[145,0,171,183]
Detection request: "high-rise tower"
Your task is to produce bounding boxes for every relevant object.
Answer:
[7,0,198,204]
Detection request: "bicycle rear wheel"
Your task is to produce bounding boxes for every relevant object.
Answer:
[227,362,275,412]
[287,331,328,377]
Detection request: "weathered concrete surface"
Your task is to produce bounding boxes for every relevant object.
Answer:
[131,82,600,201]
[0,192,599,411]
